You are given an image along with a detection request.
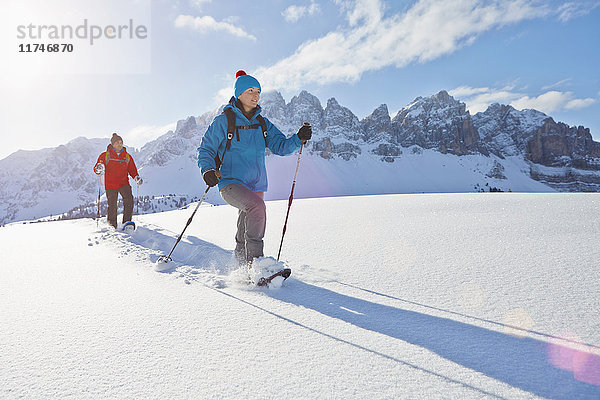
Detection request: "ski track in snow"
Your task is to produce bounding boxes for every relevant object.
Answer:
[89,223,233,288]
[89,221,287,290]
[2,193,600,399]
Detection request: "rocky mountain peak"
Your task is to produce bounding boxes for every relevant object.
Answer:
[472,103,549,157]
[527,118,600,169]
[175,116,198,139]
[197,109,219,126]
[393,91,467,124]
[288,90,323,112]
[391,90,478,155]
[140,116,202,167]
[260,90,287,122]
[361,104,391,142]
[323,97,362,141]
[372,103,390,117]
[326,97,340,108]
[261,90,286,105]
[486,102,513,115]
[287,90,324,128]
[293,89,320,102]
[433,90,458,106]
[477,102,548,126]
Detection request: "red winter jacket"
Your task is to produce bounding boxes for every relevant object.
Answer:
[94,145,139,190]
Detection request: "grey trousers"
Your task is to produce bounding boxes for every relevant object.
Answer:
[220,183,266,263]
[106,184,133,228]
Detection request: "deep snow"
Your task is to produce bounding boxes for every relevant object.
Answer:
[1,193,599,399]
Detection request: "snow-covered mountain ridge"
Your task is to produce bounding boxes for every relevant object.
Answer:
[1,89,599,225]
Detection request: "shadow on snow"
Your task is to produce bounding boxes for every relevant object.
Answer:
[123,224,234,273]
[117,223,599,398]
[266,280,600,399]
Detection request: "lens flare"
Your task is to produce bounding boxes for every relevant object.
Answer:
[458,283,487,312]
[547,332,600,386]
[502,307,534,338]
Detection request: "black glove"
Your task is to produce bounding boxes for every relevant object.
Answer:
[297,123,312,142]
[203,169,219,187]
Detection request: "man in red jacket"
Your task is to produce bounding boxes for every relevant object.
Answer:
[93,133,142,229]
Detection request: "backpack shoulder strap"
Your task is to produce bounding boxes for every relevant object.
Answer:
[256,115,268,146]
[223,108,236,150]
[215,109,237,170]
[105,150,130,166]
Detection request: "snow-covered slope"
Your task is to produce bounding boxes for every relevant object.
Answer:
[0,137,112,224]
[2,90,600,225]
[1,193,599,399]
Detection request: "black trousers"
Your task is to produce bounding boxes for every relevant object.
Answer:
[106,184,133,228]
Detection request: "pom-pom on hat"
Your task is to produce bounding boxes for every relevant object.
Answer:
[110,132,123,144]
[234,70,261,99]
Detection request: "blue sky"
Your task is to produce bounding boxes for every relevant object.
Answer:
[1,0,599,159]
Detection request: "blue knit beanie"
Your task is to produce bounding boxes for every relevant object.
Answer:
[234,70,261,99]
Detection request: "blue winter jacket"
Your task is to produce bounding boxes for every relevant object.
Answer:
[197,99,302,192]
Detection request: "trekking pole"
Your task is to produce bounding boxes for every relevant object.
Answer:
[96,172,102,227]
[136,182,139,216]
[277,124,308,261]
[158,141,229,264]
[157,186,211,263]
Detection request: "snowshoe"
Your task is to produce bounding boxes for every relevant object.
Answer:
[257,268,292,287]
[122,221,136,232]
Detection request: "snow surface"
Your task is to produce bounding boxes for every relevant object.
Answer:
[1,193,599,399]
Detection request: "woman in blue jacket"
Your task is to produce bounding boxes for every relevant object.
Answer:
[197,70,312,266]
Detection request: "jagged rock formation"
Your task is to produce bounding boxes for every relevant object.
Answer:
[527,119,600,169]
[258,89,600,190]
[391,91,483,156]
[2,89,599,225]
[287,90,324,129]
[361,104,392,143]
[472,103,548,157]
[139,116,206,167]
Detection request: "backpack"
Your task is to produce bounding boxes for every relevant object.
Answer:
[214,108,267,170]
[105,150,130,166]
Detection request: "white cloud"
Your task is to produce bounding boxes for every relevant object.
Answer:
[282,1,321,23]
[508,91,596,113]
[124,122,177,150]
[449,86,492,98]
[175,14,256,41]
[541,78,572,90]
[242,0,550,93]
[450,86,597,114]
[190,0,212,10]
[557,1,600,22]
[450,86,523,113]
[511,91,573,113]
[223,15,241,25]
[565,97,597,110]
